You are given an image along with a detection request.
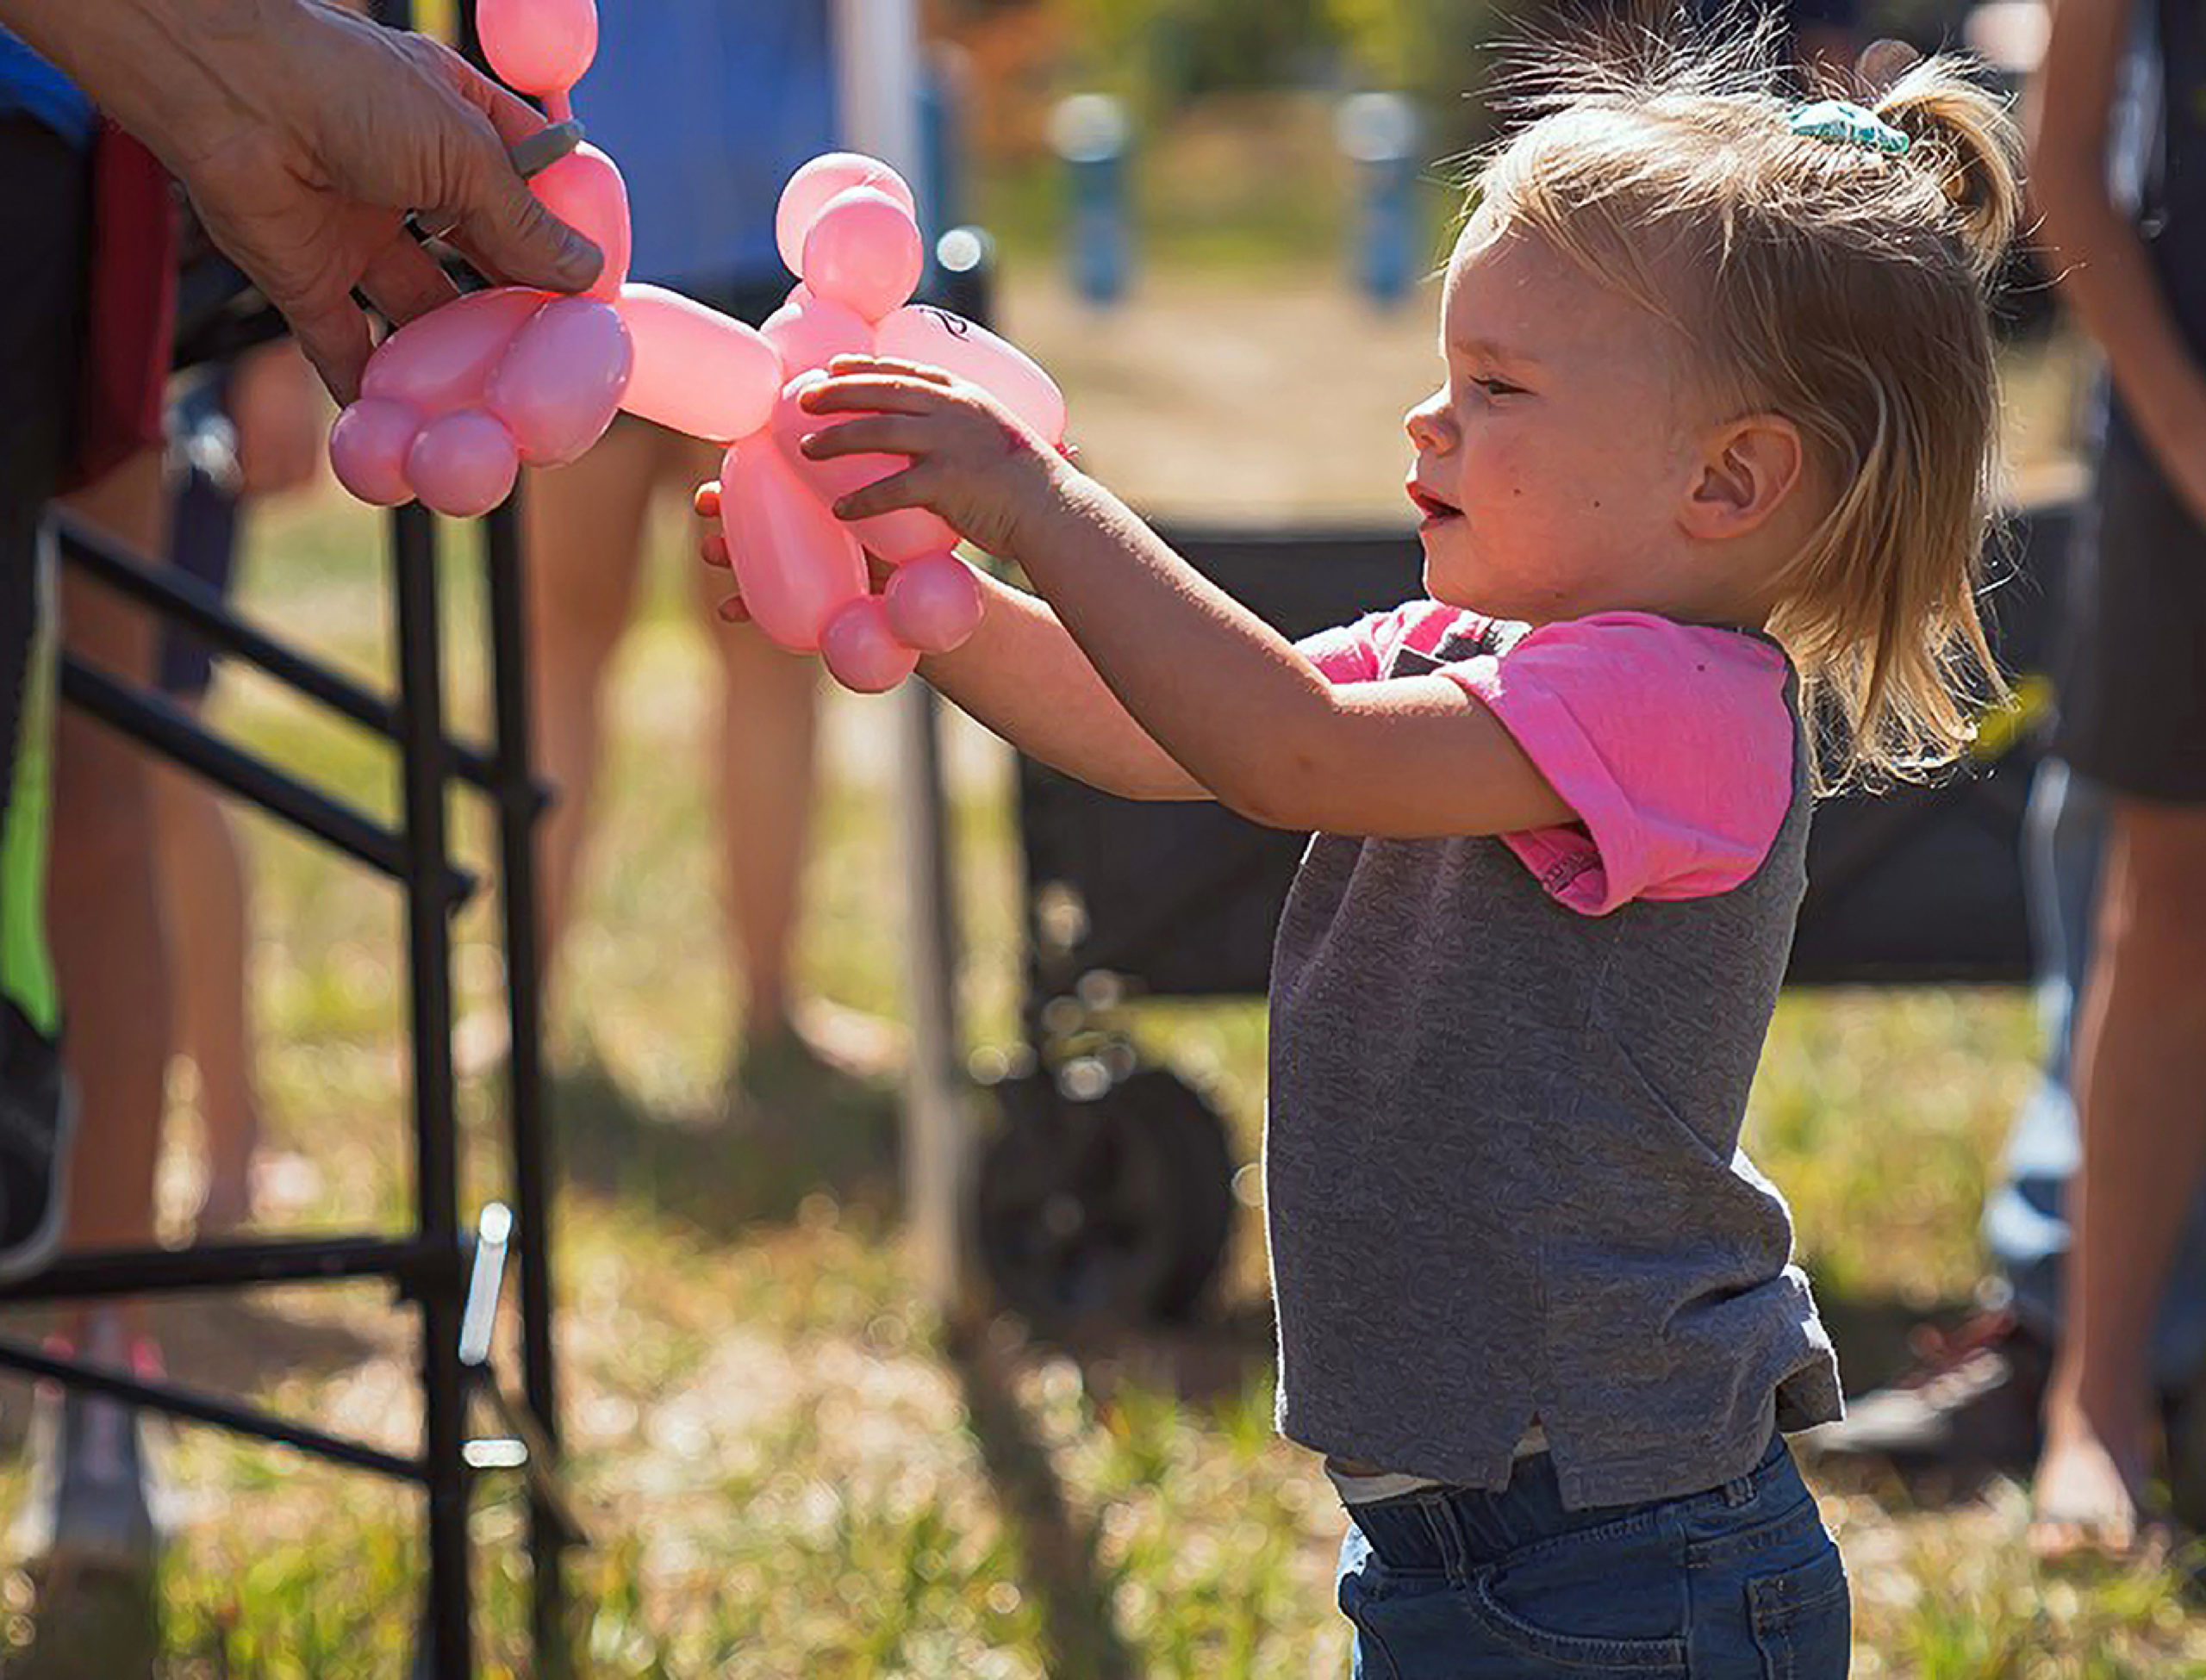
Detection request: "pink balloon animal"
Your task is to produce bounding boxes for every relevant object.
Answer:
[328,0,632,520]
[327,0,1068,693]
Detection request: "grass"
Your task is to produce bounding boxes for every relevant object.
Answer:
[10,230,2203,1675]
[22,485,2197,1678]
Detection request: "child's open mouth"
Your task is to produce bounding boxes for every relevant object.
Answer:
[1406,480,1461,526]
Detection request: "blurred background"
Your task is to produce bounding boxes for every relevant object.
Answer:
[8,0,2178,1675]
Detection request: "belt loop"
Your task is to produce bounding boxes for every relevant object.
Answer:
[1424,1492,1473,1586]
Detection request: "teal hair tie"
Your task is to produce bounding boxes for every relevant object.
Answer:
[1787,98,1910,156]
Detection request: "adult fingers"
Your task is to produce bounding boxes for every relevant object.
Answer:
[421,41,601,292]
[285,293,378,406]
[434,40,565,152]
[357,234,461,330]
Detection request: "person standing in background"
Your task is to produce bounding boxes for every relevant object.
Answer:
[153,340,327,1236]
[2013,0,2206,1558]
[0,0,599,1603]
[523,0,897,1143]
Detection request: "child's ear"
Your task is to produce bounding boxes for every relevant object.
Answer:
[1680,414,1804,541]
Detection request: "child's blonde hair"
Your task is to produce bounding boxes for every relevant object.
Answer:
[1468,29,2023,787]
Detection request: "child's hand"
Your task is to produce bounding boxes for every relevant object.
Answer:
[692,477,894,625]
[691,480,753,624]
[797,355,1069,558]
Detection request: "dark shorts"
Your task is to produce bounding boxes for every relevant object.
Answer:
[2055,401,2206,804]
[157,370,241,700]
[156,461,240,699]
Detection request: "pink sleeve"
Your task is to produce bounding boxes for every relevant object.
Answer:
[1441,613,1797,915]
[1296,608,1400,685]
[1297,601,1471,686]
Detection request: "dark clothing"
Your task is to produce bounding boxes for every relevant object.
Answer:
[2056,400,2206,801]
[2055,0,2206,804]
[2141,0,2206,349]
[0,116,89,1035]
[155,470,240,701]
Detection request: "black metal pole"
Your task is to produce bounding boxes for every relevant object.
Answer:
[0,1233,451,1301]
[0,1336,429,1481]
[390,501,472,1677]
[55,511,514,795]
[481,490,569,1671]
[59,656,477,901]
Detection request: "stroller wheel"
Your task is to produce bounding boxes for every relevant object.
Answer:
[971,1062,1235,1329]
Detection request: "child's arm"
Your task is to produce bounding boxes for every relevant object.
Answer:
[694,482,1209,801]
[2033,0,2206,523]
[800,361,1575,839]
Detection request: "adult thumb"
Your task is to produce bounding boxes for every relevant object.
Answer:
[442,146,603,294]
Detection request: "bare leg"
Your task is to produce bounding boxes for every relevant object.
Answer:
[2034,798,2206,1554]
[49,449,170,1340]
[150,700,260,1235]
[522,419,659,1011]
[678,432,820,1044]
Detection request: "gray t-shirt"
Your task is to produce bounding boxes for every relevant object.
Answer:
[1268,607,1842,1511]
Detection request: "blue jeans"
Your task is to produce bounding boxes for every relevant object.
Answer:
[1335,1433,1848,1678]
[1981,759,2206,1389]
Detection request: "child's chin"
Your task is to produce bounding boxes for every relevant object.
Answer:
[1419,552,1482,611]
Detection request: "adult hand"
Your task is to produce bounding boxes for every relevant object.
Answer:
[8,0,603,400]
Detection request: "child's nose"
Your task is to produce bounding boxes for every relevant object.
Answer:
[1404,390,1453,454]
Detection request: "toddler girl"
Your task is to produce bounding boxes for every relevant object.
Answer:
[700,37,2020,1677]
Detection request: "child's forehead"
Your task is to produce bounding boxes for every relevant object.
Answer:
[1441,217,1708,394]
[1442,221,1621,337]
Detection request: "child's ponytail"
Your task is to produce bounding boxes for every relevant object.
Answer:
[1875,60,2026,283]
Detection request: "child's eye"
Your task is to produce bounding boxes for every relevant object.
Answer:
[1471,376,1524,398]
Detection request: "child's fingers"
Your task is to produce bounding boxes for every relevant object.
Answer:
[801,415,933,460]
[801,376,944,417]
[832,463,931,523]
[826,353,953,385]
[693,480,721,520]
[714,593,751,624]
[701,532,732,569]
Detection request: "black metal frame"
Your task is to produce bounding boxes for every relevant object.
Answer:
[4,493,579,1677]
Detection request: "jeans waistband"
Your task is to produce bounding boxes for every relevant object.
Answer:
[1344,1431,1794,1575]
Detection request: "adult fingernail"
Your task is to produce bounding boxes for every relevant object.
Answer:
[555,229,604,286]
